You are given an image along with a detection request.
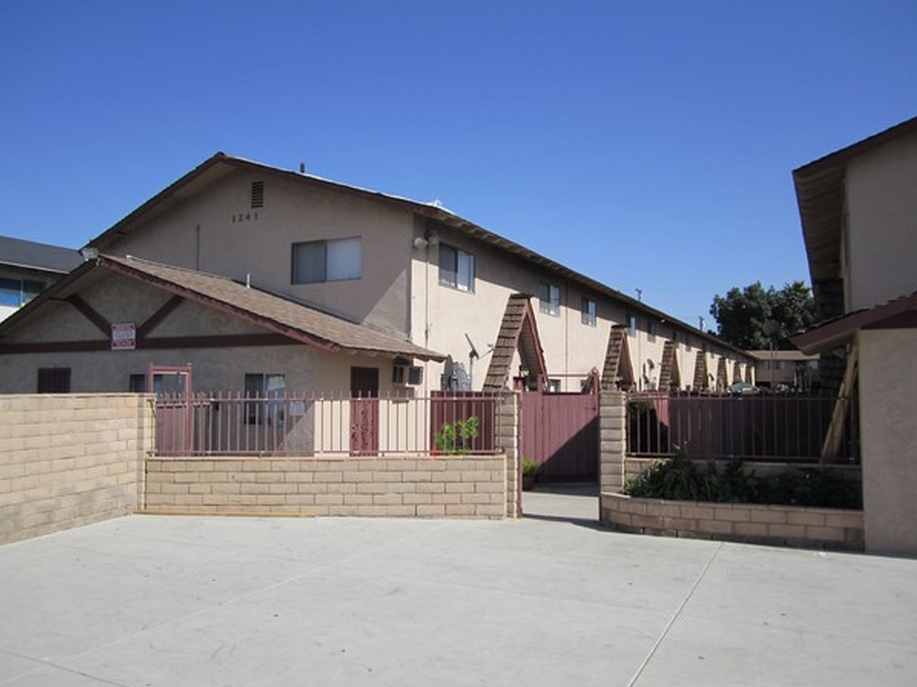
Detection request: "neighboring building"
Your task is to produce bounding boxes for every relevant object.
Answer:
[792,115,917,555]
[0,235,81,322]
[0,153,754,396]
[746,350,819,391]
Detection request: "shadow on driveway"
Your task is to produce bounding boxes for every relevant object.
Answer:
[522,481,599,527]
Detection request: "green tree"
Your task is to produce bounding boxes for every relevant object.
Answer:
[709,281,815,350]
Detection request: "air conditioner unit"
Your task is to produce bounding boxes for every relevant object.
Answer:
[393,365,423,385]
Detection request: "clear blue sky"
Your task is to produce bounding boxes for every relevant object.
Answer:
[2,1,915,328]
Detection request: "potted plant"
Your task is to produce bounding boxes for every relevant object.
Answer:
[521,458,539,490]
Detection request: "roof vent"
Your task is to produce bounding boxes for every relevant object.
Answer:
[250,181,264,209]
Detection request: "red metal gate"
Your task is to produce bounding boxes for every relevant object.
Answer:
[350,367,379,456]
[519,389,599,480]
[150,364,194,455]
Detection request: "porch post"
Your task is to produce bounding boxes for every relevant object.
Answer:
[599,391,627,493]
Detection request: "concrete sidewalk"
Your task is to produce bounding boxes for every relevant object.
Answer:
[1,489,915,687]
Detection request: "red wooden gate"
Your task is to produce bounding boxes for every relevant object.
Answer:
[519,389,599,480]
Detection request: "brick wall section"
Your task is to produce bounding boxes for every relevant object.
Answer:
[0,394,153,545]
[498,391,521,517]
[598,391,626,493]
[144,455,512,518]
[601,492,864,550]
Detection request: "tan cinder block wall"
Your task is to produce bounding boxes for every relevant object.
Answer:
[0,394,153,545]
[598,391,626,493]
[144,455,512,518]
[498,391,521,518]
[600,493,864,550]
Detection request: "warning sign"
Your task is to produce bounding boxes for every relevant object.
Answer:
[111,323,136,350]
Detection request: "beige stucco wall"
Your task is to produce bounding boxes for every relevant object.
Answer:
[845,132,917,311]
[0,258,489,398]
[858,328,917,555]
[11,167,751,397]
[0,342,406,397]
[0,269,407,395]
[0,394,152,544]
[411,224,749,393]
[105,171,416,336]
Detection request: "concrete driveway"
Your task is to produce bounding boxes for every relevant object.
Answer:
[1,487,915,686]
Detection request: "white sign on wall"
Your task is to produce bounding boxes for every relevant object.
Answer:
[111,323,136,350]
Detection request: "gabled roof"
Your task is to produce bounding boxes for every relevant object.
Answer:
[692,350,709,390]
[84,152,753,362]
[600,325,634,391]
[482,294,547,391]
[0,235,82,274]
[791,289,917,355]
[0,255,445,361]
[793,115,917,283]
[658,339,680,390]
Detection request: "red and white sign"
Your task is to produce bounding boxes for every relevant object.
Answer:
[111,323,136,350]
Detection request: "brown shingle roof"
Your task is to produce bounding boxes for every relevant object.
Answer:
[482,294,547,391]
[98,255,445,361]
[600,325,634,391]
[791,289,917,355]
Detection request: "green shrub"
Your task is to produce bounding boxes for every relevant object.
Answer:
[434,416,480,454]
[622,446,861,509]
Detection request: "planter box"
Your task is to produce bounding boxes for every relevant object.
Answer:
[600,492,864,551]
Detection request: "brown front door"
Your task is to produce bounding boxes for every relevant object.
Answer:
[350,367,379,456]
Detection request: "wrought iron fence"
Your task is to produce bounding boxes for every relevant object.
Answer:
[626,391,859,464]
[153,391,502,457]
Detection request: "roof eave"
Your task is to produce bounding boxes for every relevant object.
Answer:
[791,290,917,354]
[793,115,917,285]
[98,256,343,353]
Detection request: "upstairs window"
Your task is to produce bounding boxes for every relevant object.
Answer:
[539,282,560,316]
[581,297,596,326]
[292,237,362,284]
[439,243,475,292]
[626,314,637,336]
[0,278,43,308]
[647,320,657,343]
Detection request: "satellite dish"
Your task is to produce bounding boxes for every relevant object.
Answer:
[764,320,781,337]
